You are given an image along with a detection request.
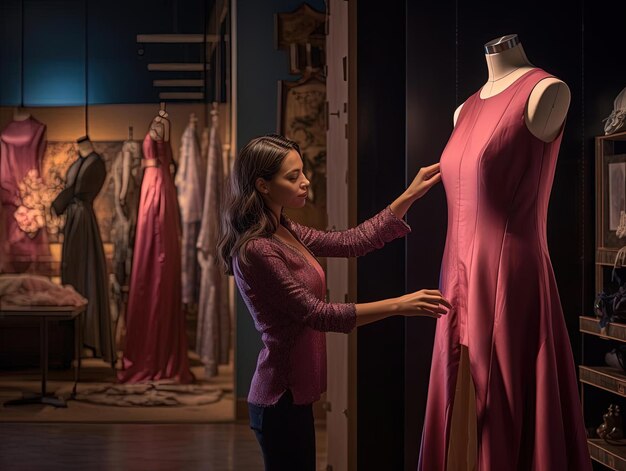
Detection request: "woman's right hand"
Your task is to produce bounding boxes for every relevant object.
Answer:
[395,289,451,319]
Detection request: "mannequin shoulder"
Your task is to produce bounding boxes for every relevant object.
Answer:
[453,102,465,127]
[525,78,571,142]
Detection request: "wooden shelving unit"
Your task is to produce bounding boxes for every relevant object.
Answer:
[582,131,626,470]
[588,439,626,471]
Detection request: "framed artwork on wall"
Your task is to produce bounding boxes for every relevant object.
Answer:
[277,74,326,229]
[599,152,626,251]
[275,3,327,230]
[275,3,326,75]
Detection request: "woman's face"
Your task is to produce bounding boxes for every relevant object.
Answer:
[263,150,310,209]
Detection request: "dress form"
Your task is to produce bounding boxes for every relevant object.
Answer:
[52,133,113,362]
[444,35,573,471]
[454,34,570,142]
[77,135,95,157]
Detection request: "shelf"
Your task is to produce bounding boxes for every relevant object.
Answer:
[598,247,626,266]
[158,92,205,100]
[597,131,626,142]
[588,438,626,470]
[580,316,626,342]
[580,366,626,396]
[137,34,219,43]
[147,63,210,72]
[153,79,205,87]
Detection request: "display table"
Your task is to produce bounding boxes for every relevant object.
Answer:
[0,303,86,408]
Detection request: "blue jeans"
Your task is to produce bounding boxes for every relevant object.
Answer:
[248,390,316,471]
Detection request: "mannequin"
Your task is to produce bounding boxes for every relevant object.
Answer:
[419,34,592,470]
[453,34,571,142]
[76,135,95,157]
[0,109,49,271]
[446,34,572,470]
[119,98,193,384]
[52,134,114,363]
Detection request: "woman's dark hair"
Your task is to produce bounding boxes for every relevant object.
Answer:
[217,133,302,274]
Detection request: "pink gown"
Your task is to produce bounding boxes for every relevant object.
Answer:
[118,132,193,384]
[0,117,50,269]
[419,69,592,470]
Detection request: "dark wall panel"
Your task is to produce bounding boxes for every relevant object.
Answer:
[25,0,86,106]
[404,1,456,468]
[0,0,22,105]
[584,2,626,315]
[356,0,406,469]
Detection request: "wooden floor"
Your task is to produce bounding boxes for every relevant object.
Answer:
[0,422,328,471]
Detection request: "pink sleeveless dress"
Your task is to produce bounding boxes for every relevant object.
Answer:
[419,69,592,470]
[118,132,193,384]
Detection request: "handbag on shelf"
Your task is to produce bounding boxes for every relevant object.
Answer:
[603,86,626,135]
[606,346,626,372]
[595,247,626,328]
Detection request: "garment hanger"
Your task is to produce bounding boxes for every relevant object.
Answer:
[76,135,94,158]
[77,0,89,146]
[13,0,30,122]
[149,102,170,142]
[158,101,169,120]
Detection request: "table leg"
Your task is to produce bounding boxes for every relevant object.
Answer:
[41,316,47,397]
[4,316,67,408]
[71,312,82,398]
[39,317,66,407]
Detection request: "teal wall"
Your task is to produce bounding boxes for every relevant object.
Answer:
[235,0,325,401]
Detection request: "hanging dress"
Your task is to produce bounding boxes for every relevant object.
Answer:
[196,108,230,377]
[418,69,592,470]
[52,151,114,362]
[111,139,143,288]
[0,117,50,271]
[175,119,205,305]
[118,131,193,384]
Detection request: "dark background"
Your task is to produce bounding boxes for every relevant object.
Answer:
[357,0,625,469]
[0,0,210,105]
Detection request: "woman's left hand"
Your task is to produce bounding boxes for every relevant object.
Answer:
[407,162,441,200]
[389,162,442,220]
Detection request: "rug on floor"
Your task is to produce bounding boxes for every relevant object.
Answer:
[73,382,223,407]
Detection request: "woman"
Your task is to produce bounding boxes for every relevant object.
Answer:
[218,134,450,471]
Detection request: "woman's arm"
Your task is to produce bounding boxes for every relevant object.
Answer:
[289,163,441,257]
[287,206,410,258]
[355,289,450,327]
[389,162,441,219]
[239,240,450,334]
